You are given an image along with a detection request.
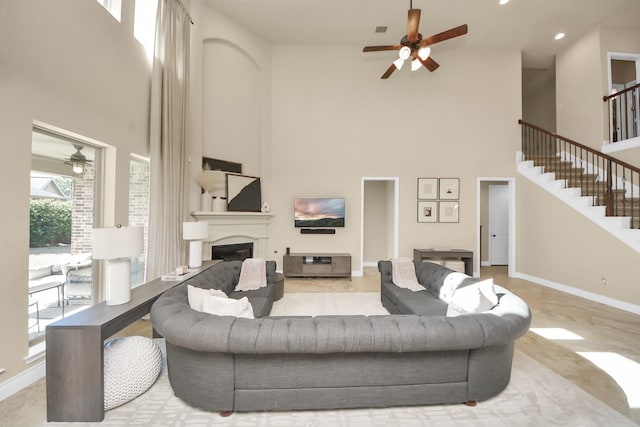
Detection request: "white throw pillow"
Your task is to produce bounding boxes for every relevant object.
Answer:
[439,272,471,304]
[201,295,255,319]
[187,285,228,312]
[446,278,499,317]
[391,258,424,292]
[235,258,267,292]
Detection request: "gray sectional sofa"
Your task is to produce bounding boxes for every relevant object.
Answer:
[151,259,531,414]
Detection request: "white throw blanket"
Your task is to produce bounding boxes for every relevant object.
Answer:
[235,258,267,291]
[390,257,424,292]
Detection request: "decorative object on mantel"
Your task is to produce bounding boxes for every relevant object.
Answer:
[261,202,270,213]
[226,173,262,212]
[196,170,227,212]
[183,221,209,268]
[93,225,144,305]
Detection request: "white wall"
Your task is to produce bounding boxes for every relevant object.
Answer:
[266,45,522,270]
[0,0,151,384]
[522,67,556,132]
[556,27,604,149]
[188,1,271,215]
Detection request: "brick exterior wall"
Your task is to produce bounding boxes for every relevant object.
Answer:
[129,159,150,285]
[70,164,95,255]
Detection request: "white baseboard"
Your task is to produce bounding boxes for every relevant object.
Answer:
[481,261,492,267]
[0,360,45,402]
[363,262,378,268]
[515,272,640,315]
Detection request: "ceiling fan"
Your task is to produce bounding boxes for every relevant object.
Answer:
[362,1,468,79]
[64,144,92,175]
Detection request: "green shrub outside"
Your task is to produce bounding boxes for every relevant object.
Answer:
[30,199,72,247]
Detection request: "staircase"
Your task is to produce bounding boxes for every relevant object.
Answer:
[517,120,640,253]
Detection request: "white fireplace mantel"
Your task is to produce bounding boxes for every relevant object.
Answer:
[191,211,273,260]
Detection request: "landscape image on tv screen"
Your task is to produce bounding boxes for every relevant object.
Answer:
[294,198,345,228]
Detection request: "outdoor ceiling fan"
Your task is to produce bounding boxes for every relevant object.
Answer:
[362,1,468,79]
[64,144,92,175]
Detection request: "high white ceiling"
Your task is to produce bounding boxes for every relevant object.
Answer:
[204,0,640,68]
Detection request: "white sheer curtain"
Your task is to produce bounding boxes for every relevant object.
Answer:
[147,0,191,279]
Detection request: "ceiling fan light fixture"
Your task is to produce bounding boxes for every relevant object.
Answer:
[393,58,405,70]
[411,58,422,71]
[418,47,431,60]
[399,46,411,60]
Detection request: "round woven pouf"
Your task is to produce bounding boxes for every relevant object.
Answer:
[103,336,163,411]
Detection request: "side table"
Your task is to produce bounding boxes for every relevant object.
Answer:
[413,248,474,276]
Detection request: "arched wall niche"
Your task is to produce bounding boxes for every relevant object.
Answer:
[202,37,262,176]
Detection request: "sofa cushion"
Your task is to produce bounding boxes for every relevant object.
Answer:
[446,278,498,317]
[416,262,478,298]
[187,285,228,311]
[202,295,254,319]
[381,282,448,316]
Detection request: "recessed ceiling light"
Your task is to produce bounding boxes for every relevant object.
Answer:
[499,0,510,5]
[555,32,565,40]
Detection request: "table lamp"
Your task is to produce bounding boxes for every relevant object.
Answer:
[93,225,144,305]
[183,221,209,268]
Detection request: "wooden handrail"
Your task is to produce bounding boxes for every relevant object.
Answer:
[517,119,640,173]
[603,81,640,102]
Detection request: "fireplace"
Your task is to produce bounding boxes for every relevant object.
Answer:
[191,212,272,261]
[212,243,253,261]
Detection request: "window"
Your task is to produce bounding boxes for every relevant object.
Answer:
[96,0,122,22]
[29,128,102,345]
[134,0,159,62]
[129,156,150,287]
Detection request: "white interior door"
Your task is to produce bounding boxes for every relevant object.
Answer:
[489,185,509,265]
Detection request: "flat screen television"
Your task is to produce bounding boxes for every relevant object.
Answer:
[294,197,345,228]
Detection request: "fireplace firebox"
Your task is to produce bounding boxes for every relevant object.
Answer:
[212,243,253,261]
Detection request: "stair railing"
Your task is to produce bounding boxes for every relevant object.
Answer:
[603,82,640,143]
[518,119,640,229]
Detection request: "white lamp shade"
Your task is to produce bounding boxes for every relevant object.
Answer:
[399,46,411,60]
[393,58,405,70]
[183,222,209,240]
[411,58,422,71]
[93,226,144,260]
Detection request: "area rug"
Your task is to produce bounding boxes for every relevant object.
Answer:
[39,293,639,425]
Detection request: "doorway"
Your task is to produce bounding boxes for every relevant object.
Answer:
[477,178,515,276]
[607,53,640,143]
[361,177,399,273]
[29,126,102,344]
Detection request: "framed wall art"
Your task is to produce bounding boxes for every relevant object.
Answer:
[439,201,459,223]
[439,178,460,200]
[226,173,262,212]
[417,201,438,223]
[417,178,438,200]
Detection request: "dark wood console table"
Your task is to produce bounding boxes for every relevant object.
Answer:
[413,248,474,276]
[45,261,219,422]
[283,253,351,279]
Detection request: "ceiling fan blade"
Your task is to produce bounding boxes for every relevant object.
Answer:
[420,56,440,72]
[407,9,421,43]
[381,64,397,79]
[363,45,402,53]
[420,24,468,47]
